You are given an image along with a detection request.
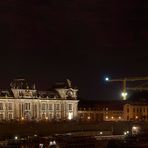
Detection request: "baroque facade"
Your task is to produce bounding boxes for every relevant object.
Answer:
[0,79,79,121]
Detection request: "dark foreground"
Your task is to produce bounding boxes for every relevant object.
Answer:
[0,121,148,138]
[0,121,148,147]
[1,134,148,148]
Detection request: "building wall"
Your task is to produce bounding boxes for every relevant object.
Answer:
[103,110,124,121]
[124,104,148,121]
[0,97,79,121]
[78,103,148,122]
[78,110,123,122]
[78,110,104,122]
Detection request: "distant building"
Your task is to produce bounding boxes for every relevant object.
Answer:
[124,102,148,121]
[0,79,79,121]
[78,100,148,122]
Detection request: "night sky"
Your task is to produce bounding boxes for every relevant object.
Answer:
[0,0,147,100]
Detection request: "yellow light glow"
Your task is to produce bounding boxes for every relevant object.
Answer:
[14,136,18,140]
[87,116,90,120]
[121,92,128,97]
[68,112,73,120]
[132,126,137,130]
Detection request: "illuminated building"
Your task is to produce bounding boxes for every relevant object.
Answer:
[0,79,79,121]
[78,100,148,122]
[124,102,148,121]
[78,101,124,122]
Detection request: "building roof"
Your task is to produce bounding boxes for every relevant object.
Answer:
[78,100,125,111]
[79,99,148,111]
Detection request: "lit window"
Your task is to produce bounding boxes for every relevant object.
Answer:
[0,103,3,110]
[68,112,73,120]
[105,116,108,119]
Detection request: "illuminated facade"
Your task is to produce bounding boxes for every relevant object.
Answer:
[78,101,148,122]
[0,79,79,121]
[78,101,124,122]
[124,103,148,121]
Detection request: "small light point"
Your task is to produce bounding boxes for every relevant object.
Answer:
[105,77,109,81]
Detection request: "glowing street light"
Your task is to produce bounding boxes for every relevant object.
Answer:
[105,77,109,81]
[132,125,141,135]
[14,136,18,140]
[121,92,128,100]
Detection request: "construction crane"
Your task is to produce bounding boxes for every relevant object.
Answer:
[105,76,148,100]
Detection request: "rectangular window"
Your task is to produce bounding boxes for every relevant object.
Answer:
[48,104,53,110]
[0,114,3,120]
[42,103,46,110]
[68,104,72,111]
[25,103,30,110]
[127,115,129,120]
[56,104,60,110]
[137,108,139,112]
[8,103,12,110]
[49,114,53,119]
[42,114,46,119]
[127,108,129,113]
[8,114,12,120]
[56,114,60,118]
[0,103,3,110]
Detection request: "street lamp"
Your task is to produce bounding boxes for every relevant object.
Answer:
[121,92,128,100]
